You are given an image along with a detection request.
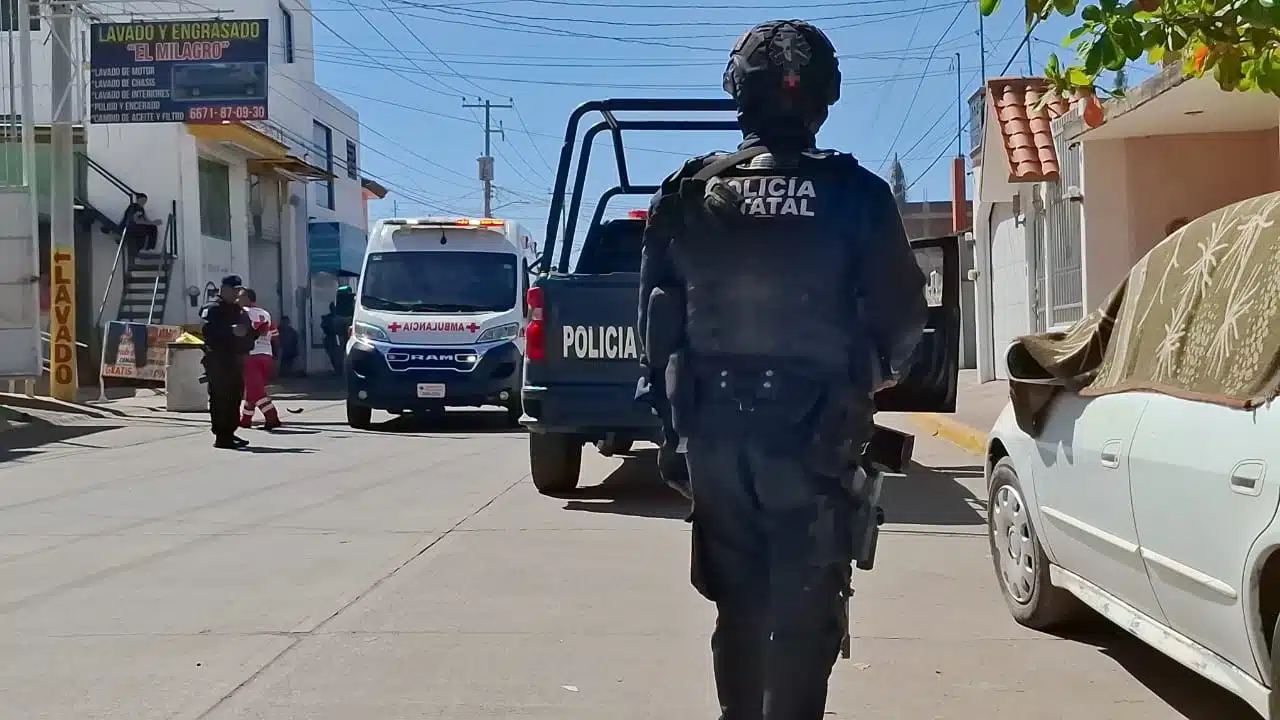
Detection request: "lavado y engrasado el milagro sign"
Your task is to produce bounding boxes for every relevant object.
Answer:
[89,19,270,125]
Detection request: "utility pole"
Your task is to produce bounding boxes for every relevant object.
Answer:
[462,98,512,218]
[977,10,986,82]
[48,0,78,401]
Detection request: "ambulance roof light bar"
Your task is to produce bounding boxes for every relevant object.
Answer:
[385,217,506,227]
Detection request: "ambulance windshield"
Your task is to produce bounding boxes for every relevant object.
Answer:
[360,251,517,313]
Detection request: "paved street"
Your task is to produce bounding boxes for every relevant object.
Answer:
[0,396,1258,719]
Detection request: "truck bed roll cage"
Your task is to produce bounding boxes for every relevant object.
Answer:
[541,98,740,275]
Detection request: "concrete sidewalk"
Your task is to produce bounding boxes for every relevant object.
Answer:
[909,370,1007,456]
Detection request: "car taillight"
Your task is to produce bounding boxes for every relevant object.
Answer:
[526,286,545,361]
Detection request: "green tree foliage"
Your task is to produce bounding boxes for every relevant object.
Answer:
[979,0,1280,98]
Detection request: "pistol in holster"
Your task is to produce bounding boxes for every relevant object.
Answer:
[836,456,887,659]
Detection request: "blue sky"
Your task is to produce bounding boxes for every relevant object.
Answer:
[306,0,1158,251]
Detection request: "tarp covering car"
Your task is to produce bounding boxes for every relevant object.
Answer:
[1007,190,1280,435]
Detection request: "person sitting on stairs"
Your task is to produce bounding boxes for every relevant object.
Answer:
[119,193,164,256]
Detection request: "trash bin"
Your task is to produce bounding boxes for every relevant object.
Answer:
[166,337,207,412]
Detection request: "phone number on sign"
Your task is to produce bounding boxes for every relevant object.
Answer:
[187,104,267,122]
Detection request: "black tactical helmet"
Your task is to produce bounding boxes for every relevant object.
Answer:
[723,20,841,120]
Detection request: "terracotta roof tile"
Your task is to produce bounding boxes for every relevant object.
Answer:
[987,77,1070,183]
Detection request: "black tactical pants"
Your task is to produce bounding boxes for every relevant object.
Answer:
[206,358,244,441]
[686,436,852,720]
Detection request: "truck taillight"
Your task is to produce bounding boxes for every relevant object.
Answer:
[526,286,545,361]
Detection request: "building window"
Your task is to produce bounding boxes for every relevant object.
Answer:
[1,0,40,31]
[312,121,334,210]
[198,158,232,240]
[345,139,357,180]
[279,4,294,63]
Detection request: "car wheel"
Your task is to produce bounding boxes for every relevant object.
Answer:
[988,457,1081,630]
[529,432,582,495]
[346,401,372,430]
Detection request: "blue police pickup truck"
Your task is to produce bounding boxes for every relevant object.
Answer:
[520,98,964,495]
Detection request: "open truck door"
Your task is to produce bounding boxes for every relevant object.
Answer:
[872,234,962,414]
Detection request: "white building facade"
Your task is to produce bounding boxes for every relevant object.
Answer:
[1,0,370,374]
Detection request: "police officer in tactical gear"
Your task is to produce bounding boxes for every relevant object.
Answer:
[637,20,928,719]
[201,275,258,449]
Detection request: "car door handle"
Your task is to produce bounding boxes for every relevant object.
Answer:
[1230,461,1266,496]
[1100,440,1122,469]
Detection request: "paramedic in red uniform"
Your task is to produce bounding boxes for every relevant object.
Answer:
[240,289,282,430]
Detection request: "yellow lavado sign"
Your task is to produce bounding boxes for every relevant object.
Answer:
[49,249,77,400]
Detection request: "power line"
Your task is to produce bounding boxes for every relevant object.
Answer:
[376,0,954,29]
[325,0,969,51]
[308,36,981,63]
[863,0,933,138]
[884,9,1018,178]
[905,126,965,191]
[513,104,556,175]
[307,43,976,67]
[999,18,1041,76]
[369,0,503,97]
[345,1,469,98]
[313,54,957,89]
[427,0,963,8]
[877,1,968,172]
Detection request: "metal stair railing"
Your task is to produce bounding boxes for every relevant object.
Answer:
[145,205,177,325]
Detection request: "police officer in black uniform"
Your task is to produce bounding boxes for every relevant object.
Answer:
[637,20,929,719]
[201,275,257,449]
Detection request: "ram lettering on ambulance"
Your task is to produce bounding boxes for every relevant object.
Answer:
[562,324,638,360]
[361,314,523,348]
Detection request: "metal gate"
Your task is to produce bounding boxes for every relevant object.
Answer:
[1043,135,1084,326]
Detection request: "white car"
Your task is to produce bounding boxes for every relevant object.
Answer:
[986,389,1280,718]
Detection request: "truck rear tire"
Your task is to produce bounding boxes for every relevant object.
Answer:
[346,402,372,430]
[596,436,633,457]
[529,432,582,495]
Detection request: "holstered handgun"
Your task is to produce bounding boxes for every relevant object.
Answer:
[836,430,906,660]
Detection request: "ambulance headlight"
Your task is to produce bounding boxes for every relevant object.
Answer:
[476,322,520,343]
[352,321,389,344]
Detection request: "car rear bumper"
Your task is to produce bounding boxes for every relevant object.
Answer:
[347,341,522,410]
[520,383,661,437]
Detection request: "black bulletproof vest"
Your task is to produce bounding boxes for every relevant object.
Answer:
[669,152,862,383]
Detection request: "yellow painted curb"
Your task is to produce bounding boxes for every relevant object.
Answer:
[909,413,988,456]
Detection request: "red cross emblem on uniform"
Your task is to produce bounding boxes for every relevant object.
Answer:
[466,322,480,333]
[387,322,401,333]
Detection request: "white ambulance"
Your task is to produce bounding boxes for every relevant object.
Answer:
[345,217,537,429]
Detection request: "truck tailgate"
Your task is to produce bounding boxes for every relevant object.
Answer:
[528,272,644,388]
